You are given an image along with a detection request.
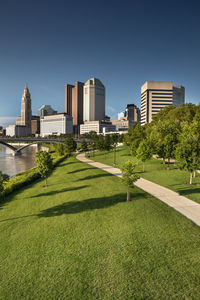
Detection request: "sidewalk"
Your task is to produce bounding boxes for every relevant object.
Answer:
[77,153,200,227]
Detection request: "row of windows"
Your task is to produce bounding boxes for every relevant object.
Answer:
[152,99,172,103]
[151,92,172,96]
[152,96,172,99]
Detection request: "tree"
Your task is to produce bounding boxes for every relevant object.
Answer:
[136,140,152,172]
[80,140,88,156]
[111,133,119,166]
[175,125,200,185]
[104,135,112,158]
[65,136,77,156]
[125,123,145,156]
[54,143,65,156]
[35,151,53,187]
[121,161,140,202]
[0,171,9,197]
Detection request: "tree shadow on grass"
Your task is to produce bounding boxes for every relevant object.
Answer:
[78,173,113,181]
[68,167,94,174]
[37,192,144,218]
[178,187,200,195]
[30,185,89,198]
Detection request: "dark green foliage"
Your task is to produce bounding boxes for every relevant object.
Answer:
[175,124,200,184]
[35,151,53,187]
[54,143,66,156]
[65,136,77,155]
[0,171,9,195]
[80,139,88,153]
[125,123,145,155]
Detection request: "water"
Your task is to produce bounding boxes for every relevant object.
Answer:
[0,144,37,177]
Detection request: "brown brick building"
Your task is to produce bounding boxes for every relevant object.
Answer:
[65,81,84,128]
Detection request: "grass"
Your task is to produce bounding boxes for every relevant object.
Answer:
[91,145,200,204]
[0,155,199,299]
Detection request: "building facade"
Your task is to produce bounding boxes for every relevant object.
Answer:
[80,121,116,135]
[65,81,84,127]
[16,86,32,129]
[6,125,31,137]
[125,104,140,123]
[83,78,105,122]
[141,81,185,125]
[38,105,57,117]
[40,113,73,137]
[31,116,40,135]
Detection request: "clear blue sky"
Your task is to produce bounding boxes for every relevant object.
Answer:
[0,0,200,127]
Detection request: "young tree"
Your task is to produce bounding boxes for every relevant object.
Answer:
[136,140,152,172]
[175,125,200,184]
[65,136,77,156]
[111,133,119,166]
[104,135,112,158]
[35,151,53,187]
[121,161,140,202]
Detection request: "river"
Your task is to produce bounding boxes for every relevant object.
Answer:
[0,144,37,177]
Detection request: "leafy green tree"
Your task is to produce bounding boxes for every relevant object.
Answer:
[35,151,53,187]
[65,136,77,156]
[136,140,152,172]
[104,135,112,158]
[55,143,65,156]
[111,133,119,166]
[175,125,200,185]
[121,161,140,202]
[125,123,145,156]
[0,171,9,196]
[81,140,88,156]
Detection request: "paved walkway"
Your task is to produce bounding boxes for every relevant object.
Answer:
[77,153,200,227]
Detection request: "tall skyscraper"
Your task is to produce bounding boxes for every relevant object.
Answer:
[125,104,140,123]
[141,81,185,125]
[83,78,105,122]
[64,81,84,126]
[16,86,32,129]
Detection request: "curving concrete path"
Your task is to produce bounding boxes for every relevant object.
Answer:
[77,153,200,227]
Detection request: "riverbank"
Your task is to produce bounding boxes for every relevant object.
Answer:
[0,155,199,299]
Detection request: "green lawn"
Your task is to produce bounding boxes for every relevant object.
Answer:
[0,156,199,299]
[92,145,200,204]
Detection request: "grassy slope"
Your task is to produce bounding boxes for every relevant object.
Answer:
[92,146,200,204]
[0,156,199,299]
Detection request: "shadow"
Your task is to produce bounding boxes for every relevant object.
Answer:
[78,173,113,181]
[178,187,200,195]
[30,185,89,198]
[57,161,77,168]
[0,213,36,223]
[37,192,144,218]
[68,168,93,174]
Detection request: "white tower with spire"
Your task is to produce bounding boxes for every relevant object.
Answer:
[16,86,32,129]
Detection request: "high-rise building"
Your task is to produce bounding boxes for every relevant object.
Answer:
[141,81,185,125]
[83,78,105,122]
[38,105,57,117]
[16,86,32,129]
[125,104,140,123]
[65,81,84,127]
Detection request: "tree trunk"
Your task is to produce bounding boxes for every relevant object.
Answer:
[127,190,130,202]
[190,172,193,185]
[143,162,145,172]
[163,158,165,165]
[167,158,170,170]
[45,177,48,187]
[114,146,116,166]
[193,170,196,178]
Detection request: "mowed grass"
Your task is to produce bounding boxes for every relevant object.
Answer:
[0,156,200,299]
[92,145,200,204]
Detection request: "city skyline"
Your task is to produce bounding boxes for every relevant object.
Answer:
[1,0,200,127]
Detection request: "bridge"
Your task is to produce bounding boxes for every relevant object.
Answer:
[0,137,69,155]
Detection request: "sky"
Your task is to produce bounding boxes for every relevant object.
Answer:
[1,0,200,127]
